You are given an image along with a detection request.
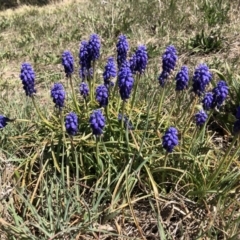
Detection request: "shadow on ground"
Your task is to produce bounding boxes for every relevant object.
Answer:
[0,0,61,10]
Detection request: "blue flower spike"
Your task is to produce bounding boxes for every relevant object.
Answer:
[51,83,65,110]
[0,115,11,129]
[212,80,229,108]
[88,33,101,62]
[130,45,148,74]
[79,82,89,98]
[62,50,74,78]
[79,40,91,80]
[192,64,212,96]
[103,57,117,87]
[19,62,36,97]
[89,109,106,136]
[175,66,189,91]
[116,34,129,69]
[158,45,178,87]
[195,110,208,127]
[118,62,134,101]
[162,127,179,153]
[202,92,214,111]
[65,112,78,136]
[96,85,109,107]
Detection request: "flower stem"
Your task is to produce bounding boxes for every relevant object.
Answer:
[155,86,166,130]
[178,94,195,124]
[90,61,96,102]
[162,152,169,184]
[66,136,71,189]
[60,110,66,142]
[120,101,126,141]
[112,74,119,100]
[96,137,103,173]
[71,138,79,198]
[168,91,178,125]
[69,76,80,114]
[105,105,109,123]
[182,96,198,137]
[31,96,54,130]
[121,101,126,130]
[130,73,140,111]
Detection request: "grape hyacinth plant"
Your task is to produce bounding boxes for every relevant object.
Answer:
[19,62,36,97]
[65,112,78,136]
[51,83,66,110]
[5,31,240,240]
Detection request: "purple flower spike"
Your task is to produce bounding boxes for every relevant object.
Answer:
[88,33,101,61]
[89,109,105,136]
[158,45,177,87]
[162,127,179,153]
[195,110,208,126]
[192,64,212,96]
[62,51,74,78]
[129,54,137,74]
[131,45,148,74]
[0,115,10,129]
[65,112,78,136]
[103,57,117,87]
[202,92,213,111]
[79,40,91,80]
[118,62,134,101]
[175,66,189,91]
[19,62,36,97]
[212,80,229,108]
[51,83,65,110]
[158,71,169,87]
[162,45,177,73]
[96,85,109,107]
[116,34,129,69]
[79,82,89,98]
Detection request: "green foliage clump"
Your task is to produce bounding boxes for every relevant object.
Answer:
[1,0,240,238]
